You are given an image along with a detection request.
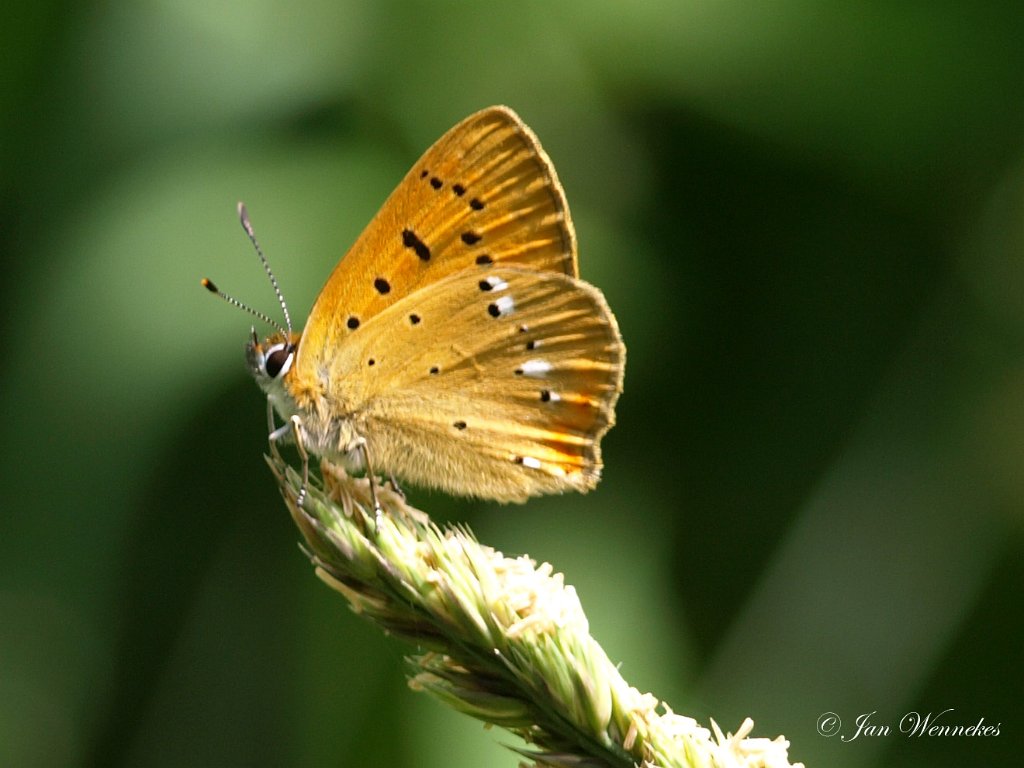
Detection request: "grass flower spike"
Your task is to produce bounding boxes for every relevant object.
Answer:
[268,453,805,768]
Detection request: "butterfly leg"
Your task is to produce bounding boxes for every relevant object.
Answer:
[290,415,311,509]
[268,412,310,509]
[387,473,406,501]
[350,436,384,530]
[265,400,281,461]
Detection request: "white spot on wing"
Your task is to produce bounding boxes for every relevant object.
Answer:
[484,276,508,291]
[495,295,515,315]
[521,456,542,469]
[520,359,551,377]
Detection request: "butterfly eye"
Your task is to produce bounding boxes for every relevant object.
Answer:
[264,344,294,379]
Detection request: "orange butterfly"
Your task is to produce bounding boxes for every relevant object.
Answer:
[207,106,624,504]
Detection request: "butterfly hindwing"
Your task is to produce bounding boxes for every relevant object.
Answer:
[324,267,624,501]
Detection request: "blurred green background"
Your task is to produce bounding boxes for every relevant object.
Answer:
[2,1,1022,767]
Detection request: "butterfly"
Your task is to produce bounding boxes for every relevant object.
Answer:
[206,106,624,504]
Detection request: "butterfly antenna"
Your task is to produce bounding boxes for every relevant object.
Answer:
[237,201,293,339]
[201,278,287,336]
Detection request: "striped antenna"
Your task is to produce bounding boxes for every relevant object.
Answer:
[237,202,293,339]
[201,278,286,336]
[201,202,293,339]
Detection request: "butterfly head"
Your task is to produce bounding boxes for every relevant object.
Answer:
[246,328,299,385]
[245,328,312,430]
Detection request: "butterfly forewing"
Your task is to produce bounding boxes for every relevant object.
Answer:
[324,268,624,501]
[296,106,578,378]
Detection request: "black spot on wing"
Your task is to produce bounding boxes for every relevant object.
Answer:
[402,229,431,261]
